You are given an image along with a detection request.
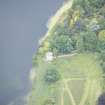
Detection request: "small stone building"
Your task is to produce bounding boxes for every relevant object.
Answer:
[45,52,54,61]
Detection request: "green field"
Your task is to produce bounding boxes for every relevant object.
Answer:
[27,0,105,104]
[28,53,103,105]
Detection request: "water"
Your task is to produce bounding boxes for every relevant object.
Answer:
[0,0,63,105]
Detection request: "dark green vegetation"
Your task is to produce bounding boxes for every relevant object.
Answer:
[27,0,105,105]
[37,1,105,56]
[44,68,60,84]
[50,35,74,54]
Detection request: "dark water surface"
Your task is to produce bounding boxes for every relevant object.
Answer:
[0,0,63,105]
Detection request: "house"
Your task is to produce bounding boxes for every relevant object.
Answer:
[45,52,54,61]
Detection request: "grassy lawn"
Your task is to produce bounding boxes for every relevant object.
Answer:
[28,53,103,105]
[63,91,72,105]
[68,80,86,104]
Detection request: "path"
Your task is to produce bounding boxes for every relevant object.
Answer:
[60,79,76,105]
[57,53,77,58]
[79,80,91,105]
[64,80,76,105]
[60,78,90,105]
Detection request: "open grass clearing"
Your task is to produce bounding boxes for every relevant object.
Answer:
[29,53,103,105]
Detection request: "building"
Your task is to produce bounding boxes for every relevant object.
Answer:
[45,52,54,61]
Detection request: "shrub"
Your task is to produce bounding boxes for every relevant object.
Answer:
[74,0,105,9]
[44,68,60,84]
[88,0,105,8]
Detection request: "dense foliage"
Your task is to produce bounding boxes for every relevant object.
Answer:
[50,35,74,54]
[38,0,105,55]
[44,68,60,84]
[76,31,98,52]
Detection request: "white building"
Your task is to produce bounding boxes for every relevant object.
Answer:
[45,52,54,61]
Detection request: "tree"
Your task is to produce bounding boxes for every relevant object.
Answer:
[50,35,74,54]
[74,0,105,9]
[88,0,105,8]
[44,68,60,84]
[76,31,98,52]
